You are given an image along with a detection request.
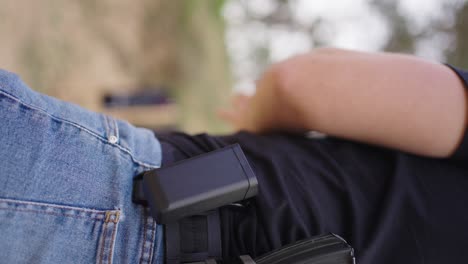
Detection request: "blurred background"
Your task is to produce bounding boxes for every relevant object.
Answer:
[1,0,468,133]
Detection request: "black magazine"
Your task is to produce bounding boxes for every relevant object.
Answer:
[253,233,355,264]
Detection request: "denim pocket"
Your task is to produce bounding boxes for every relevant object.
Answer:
[0,198,121,264]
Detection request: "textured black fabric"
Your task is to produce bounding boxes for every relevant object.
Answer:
[446,65,468,160]
[179,216,208,253]
[157,131,468,264]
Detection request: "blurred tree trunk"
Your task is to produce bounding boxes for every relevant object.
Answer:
[370,0,415,54]
[0,0,231,133]
[446,3,468,69]
[140,0,231,133]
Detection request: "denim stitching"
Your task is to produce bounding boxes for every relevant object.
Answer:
[0,90,158,169]
[108,117,118,141]
[108,221,118,264]
[103,115,111,140]
[138,211,158,264]
[105,211,120,224]
[0,207,106,220]
[139,213,148,264]
[148,218,156,263]
[153,226,163,262]
[113,119,119,141]
[0,205,123,262]
[0,198,111,213]
[99,221,109,264]
[99,211,121,264]
[104,115,118,144]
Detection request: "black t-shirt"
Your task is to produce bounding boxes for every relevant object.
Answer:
[447,65,468,160]
[156,65,468,264]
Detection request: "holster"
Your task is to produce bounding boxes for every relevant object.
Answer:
[133,144,356,264]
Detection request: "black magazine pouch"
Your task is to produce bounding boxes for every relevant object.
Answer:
[253,233,355,264]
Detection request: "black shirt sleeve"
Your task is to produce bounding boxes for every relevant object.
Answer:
[446,65,468,160]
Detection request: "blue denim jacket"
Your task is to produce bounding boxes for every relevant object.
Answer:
[0,69,164,263]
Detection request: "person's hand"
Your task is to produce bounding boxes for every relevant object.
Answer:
[218,93,254,131]
[218,62,307,133]
[218,65,286,132]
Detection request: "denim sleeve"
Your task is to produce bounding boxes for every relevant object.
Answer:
[446,65,468,161]
[0,69,164,264]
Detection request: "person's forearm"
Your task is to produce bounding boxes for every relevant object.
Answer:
[257,48,468,157]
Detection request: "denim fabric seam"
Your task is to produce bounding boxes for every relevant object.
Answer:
[0,198,111,214]
[97,214,121,264]
[103,115,119,143]
[139,211,158,264]
[99,221,110,264]
[108,221,119,263]
[0,207,105,221]
[0,198,124,222]
[139,215,148,264]
[110,116,119,140]
[153,225,164,263]
[103,115,112,139]
[148,219,156,263]
[0,89,158,169]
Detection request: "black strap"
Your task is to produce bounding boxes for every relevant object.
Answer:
[238,256,256,264]
[165,210,222,264]
[183,260,218,264]
[132,176,147,205]
[133,175,223,264]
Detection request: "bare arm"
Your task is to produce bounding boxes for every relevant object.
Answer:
[221,48,468,157]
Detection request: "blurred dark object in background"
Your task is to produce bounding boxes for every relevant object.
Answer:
[103,88,172,108]
[103,88,178,131]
